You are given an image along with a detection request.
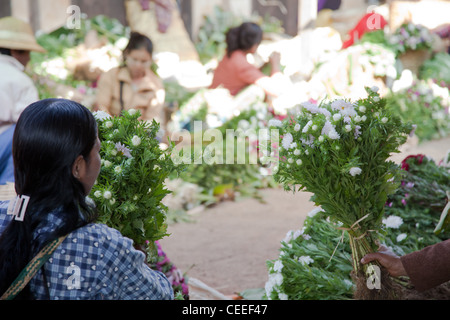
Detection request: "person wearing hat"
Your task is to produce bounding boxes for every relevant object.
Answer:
[0,16,45,185]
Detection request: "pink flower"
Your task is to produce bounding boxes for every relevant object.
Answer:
[115,142,132,158]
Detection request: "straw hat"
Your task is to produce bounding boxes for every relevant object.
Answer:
[0,16,46,53]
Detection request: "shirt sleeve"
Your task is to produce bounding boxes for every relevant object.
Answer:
[99,226,174,300]
[400,239,450,292]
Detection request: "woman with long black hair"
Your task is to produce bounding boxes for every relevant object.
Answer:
[0,99,173,300]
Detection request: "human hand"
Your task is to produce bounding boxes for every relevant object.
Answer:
[361,245,407,277]
[269,52,281,65]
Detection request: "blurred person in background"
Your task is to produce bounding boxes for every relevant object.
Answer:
[0,17,45,185]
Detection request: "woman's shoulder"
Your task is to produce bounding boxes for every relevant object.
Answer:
[66,222,135,254]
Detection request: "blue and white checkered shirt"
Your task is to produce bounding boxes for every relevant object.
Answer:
[0,201,174,300]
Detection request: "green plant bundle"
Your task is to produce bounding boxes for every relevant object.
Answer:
[268,87,414,275]
[266,154,450,300]
[90,109,182,247]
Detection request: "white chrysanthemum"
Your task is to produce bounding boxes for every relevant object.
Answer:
[103,191,112,199]
[296,159,302,165]
[294,149,301,156]
[273,260,284,273]
[382,215,404,229]
[328,130,340,140]
[105,121,113,128]
[268,119,283,128]
[128,108,138,116]
[381,117,388,123]
[131,135,141,146]
[345,124,352,132]
[359,106,367,113]
[302,120,313,133]
[294,123,301,132]
[349,167,362,176]
[94,190,102,198]
[104,160,112,168]
[396,233,407,242]
[370,86,380,93]
[307,207,325,218]
[114,166,122,174]
[282,133,293,149]
[332,113,342,121]
[93,111,111,121]
[298,255,314,266]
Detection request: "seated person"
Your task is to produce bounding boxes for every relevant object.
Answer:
[95,32,166,128]
[210,22,283,98]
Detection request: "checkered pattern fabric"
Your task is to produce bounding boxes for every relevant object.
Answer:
[0,201,174,300]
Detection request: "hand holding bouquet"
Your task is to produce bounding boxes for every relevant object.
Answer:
[269,87,414,299]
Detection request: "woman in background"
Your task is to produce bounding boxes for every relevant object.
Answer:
[210,22,283,98]
[95,32,166,129]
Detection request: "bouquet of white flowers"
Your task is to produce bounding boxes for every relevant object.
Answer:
[267,87,414,299]
[91,109,181,257]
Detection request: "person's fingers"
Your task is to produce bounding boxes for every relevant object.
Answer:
[360,252,382,264]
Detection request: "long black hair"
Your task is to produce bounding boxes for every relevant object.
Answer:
[0,99,98,299]
[225,22,263,57]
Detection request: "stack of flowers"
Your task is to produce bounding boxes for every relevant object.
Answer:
[265,153,450,300]
[90,109,182,255]
[388,23,434,55]
[387,79,450,141]
[268,87,414,299]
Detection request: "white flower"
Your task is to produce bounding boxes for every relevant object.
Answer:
[328,130,340,140]
[373,96,380,102]
[114,166,122,174]
[354,115,362,123]
[370,86,379,93]
[302,120,313,133]
[294,149,301,156]
[396,233,407,242]
[105,121,113,128]
[345,124,352,132]
[361,115,367,122]
[307,207,324,218]
[318,136,324,142]
[110,198,116,205]
[128,108,137,116]
[268,119,282,128]
[288,158,294,164]
[94,190,102,198]
[273,260,284,273]
[311,125,318,131]
[294,123,301,132]
[296,159,302,165]
[131,135,141,146]
[381,117,388,123]
[104,160,112,168]
[278,293,288,300]
[332,113,342,121]
[298,255,314,266]
[359,106,367,113]
[103,191,112,199]
[382,215,404,229]
[282,133,293,149]
[93,111,112,121]
[349,167,362,176]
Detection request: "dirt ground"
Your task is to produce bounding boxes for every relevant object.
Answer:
[159,136,450,299]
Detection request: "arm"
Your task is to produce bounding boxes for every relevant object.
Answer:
[362,240,450,292]
[100,227,174,300]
